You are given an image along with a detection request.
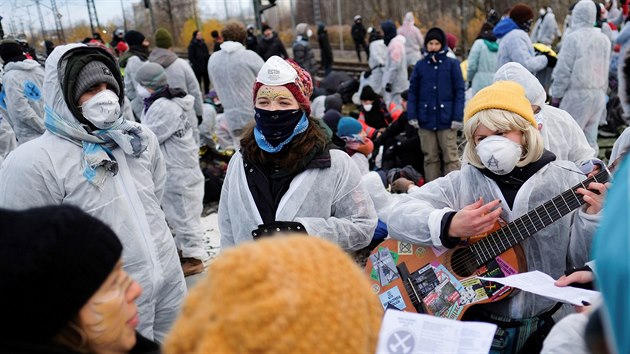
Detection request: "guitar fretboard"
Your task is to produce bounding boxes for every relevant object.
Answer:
[471,169,609,266]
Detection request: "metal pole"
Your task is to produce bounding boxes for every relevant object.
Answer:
[253,0,262,32]
[336,0,343,51]
[289,0,295,31]
[192,0,201,30]
[120,0,128,32]
[34,0,47,39]
[224,0,229,20]
[147,0,157,34]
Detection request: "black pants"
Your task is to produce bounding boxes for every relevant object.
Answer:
[195,70,210,95]
[354,40,369,62]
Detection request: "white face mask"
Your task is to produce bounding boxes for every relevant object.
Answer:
[136,85,151,99]
[306,29,313,38]
[475,135,523,175]
[80,89,121,130]
[539,8,546,16]
[363,104,373,112]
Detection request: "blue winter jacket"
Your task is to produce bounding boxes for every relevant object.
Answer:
[407,52,465,130]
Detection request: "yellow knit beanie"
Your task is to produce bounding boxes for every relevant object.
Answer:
[163,236,383,354]
[464,81,536,127]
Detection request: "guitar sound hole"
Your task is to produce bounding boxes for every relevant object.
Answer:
[450,248,477,277]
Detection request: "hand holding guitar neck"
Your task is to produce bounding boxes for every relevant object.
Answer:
[576,182,609,215]
[449,197,502,238]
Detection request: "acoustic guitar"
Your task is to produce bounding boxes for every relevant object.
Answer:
[365,168,609,320]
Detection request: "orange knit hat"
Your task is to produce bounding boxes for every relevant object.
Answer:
[164,236,383,354]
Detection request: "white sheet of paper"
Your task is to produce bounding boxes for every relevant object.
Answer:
[376,309,497,354]
[478,270,600,306]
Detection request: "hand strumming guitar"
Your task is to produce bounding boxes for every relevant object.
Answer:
[448,198,502,238]
[576,182,609,215]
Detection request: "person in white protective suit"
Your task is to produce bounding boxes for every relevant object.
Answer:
[0,40,45,144]
[208,22,265,150]
[135,62,208,277]
[381,20,409,109]
[380,81,605,353]
[494,62,596,165]
[218,56,377,250]
[0,95,18,165]
[531,7,561,46]
[0,44,186,343]
[149,28,202,145]
[551,0,611,153]
[357,28,388,99]
[119,30,150,121]
[397,12,423,66]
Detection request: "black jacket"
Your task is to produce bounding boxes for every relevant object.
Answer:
[188,38,210,74]
[0,332,160,354]
[352,22,367,42]
[317,27,333,67]
[258,34,289,61]
[246,33,259,52]
[373,111,423,173]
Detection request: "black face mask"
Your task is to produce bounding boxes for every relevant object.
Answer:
[519,19,534,32]
[254,108,304,147]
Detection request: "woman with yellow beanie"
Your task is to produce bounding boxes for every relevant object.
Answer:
[384,81,607,353]
[163,236,383,353]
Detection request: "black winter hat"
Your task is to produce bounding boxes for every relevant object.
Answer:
[0,205,123,343]
[73,60,121,104]
[360,85,379,101]
[424,27,446,49]
[0,40,26,63]
[324,93,343,112]
[124,30,146,46]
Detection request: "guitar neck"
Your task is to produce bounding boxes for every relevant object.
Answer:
[472,169,609,266]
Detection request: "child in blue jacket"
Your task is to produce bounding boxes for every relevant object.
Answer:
[407,27,465,182]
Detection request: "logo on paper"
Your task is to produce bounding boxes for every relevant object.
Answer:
[386,330,415,354]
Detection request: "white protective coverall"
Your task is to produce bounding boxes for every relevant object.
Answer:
[2,59,45,144]
[369,161,598,319]
[199,102,217,148]
[610,126,630,163]
[124,55,146,120]
[496,26,548,74]
[141,95,206,261]
[149,48,203,144]
[219,149,377,251]
[397,12,424,65]
[0,44,186,342]
[541,312,590,353]
[359,39,387,98]
[551,0,611,152]
[494,62,596,164]
[0,104,17,165]
[531,8,561,46]
[383,34,409,109]
[207,41,264,146]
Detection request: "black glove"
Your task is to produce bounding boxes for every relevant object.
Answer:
[251,221,307,239]
[197,115,203,125]
[385,83,392,92]
[364,69,372,79]
[544,53,557,68]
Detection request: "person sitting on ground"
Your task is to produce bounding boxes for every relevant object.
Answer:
[164,236,383,354]
[0,205,157,353]
[337,117,374,175]
[358,85,397,139]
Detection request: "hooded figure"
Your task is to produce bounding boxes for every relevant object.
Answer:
[381,20,409,108]
[531,7,561,45]
[135,62,208,276]
[467,23,499,94]
[494,3,549,74]
[293,23,317,78]
[207,21,265,149]
[0,44,187,342]
[351,15,369,61]
[361,28,388,96]
[149,28,203,144]
[494,62,595,165]
[317,23,334,76]
[0,39,46,144]
[0,96,18,164]
[218,56,377,250]
[551,0,611,152]
[120,30,150,120]
[397,12,424,65]
[187,30,210,94]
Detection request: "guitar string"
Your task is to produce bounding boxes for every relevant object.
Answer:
[445,170,607,272]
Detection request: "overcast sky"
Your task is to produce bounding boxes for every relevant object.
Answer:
[2,0,258,38]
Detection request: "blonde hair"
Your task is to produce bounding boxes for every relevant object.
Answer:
[463,109,544,169]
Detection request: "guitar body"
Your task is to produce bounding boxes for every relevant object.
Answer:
[365,235,527,320]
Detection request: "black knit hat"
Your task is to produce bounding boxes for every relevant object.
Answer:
[0,39,26,63]
[0,205,123,343]
[360,85,379,101]
[124,30,145,46]
[424,27,446,49]
[510,4,535,25]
